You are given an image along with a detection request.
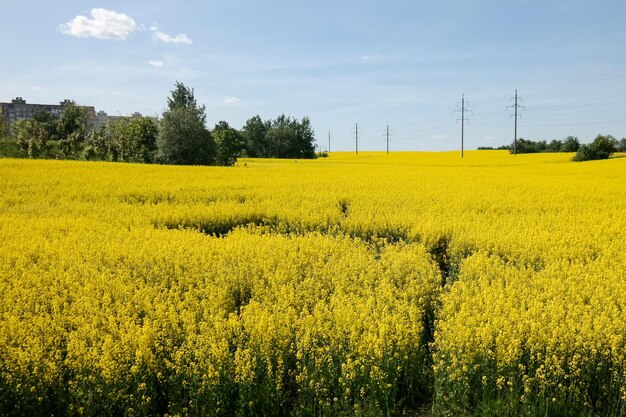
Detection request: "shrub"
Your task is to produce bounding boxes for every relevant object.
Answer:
[572,135,617,162]
[572,144,597,161]
[561,136,580,152]
[82,145,98,161]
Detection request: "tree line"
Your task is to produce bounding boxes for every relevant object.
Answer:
[479,135,626,161]
[0,82,317,165]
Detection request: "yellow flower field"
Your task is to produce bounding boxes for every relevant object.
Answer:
[1,151,625,416]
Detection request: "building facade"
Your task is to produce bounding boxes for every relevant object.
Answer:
[94,110,158,131]
[0,97,96,134]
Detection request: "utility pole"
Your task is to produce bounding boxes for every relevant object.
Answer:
[386,124,390,154]
[508,89,525,155]
[454,94,471,158]
[328,131,331,154]
[354,123,359,155]
[461,95,464,158]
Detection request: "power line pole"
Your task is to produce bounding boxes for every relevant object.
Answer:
[328,131,331,154]
[461,95,464,158]
[386,124,390,154]
[507,89,525,155]
[454,94,471,158]
[354,123,360,155]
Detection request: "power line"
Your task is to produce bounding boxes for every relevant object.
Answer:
[524,92,626,113]
[393,124,457,144]
[472,108,508,117]
[524,69,626,98]
[521,119,626,127]
[328,72,626,152]
[392,119,456,135]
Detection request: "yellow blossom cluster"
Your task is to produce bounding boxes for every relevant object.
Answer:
[434,251,626,415]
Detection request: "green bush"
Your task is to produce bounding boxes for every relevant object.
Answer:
[572,144,597,161]
[0,138,23,158]
[572,135,617,162]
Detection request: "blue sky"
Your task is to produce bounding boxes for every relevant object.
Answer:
[2,1,626,151]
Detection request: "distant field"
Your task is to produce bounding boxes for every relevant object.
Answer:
[1,151,626,416]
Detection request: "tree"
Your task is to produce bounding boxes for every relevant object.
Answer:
[32,110,59,141]
[290,116,315,158]
[241,114,316,159]
[102,118,132,162]
[58,102,90,157]
[60,131,85,158]
[572,144,596,162]
[12,110,59,158]
[618,138,626,152]
[561,136,580,152]
[510,138,542,154]
[83,116,159,163]
[503,136,581,154]
[547,139,562,152]
[263,114,316,159]
[212,121,245,166]
[265,114,293,158]
[128,117,159,163]
[167,82,198,110]
[591,134,617,159]
[83,129,107,161]
[156,82,214,165]
[0,107,9,139]
[242,115,270,157]
[101,117,159,162]
[572,134,617,162]
[13,118,49,158]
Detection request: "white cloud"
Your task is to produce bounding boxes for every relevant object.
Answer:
[154,31,193,45]
[361,52,379,61]
[149,25,158,32]
[432,133,450,140]
[223,96,240,106]
[60,8,136,40]
[148,60,164,68]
